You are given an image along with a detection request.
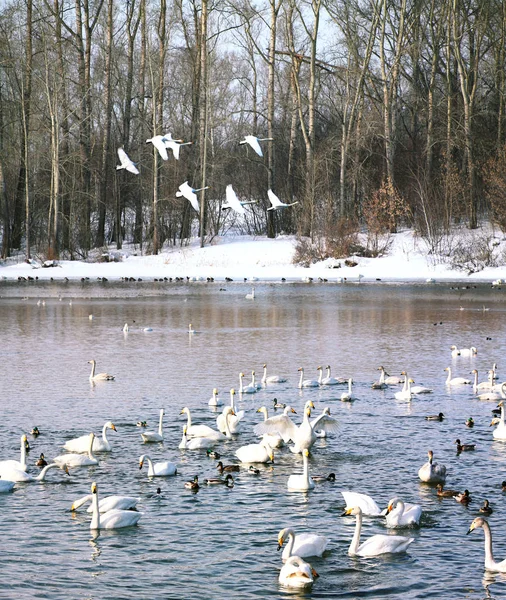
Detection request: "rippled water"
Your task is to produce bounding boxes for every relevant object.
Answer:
[1,281,506,599]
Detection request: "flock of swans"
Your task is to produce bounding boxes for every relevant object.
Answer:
[3,343,506,592]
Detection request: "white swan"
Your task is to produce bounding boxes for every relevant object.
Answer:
[467,517,506,572]
[176,181,208,212]
[54,433,99,467]
[371,366,388,389]
[0,462,68,483]
[0,434,28,472]
[297,367,319,388]
[72,493,140,513]
[450,345,460,357]
[239,372,257,394]
[321,365,343,385]
[277,527,328,562]
[341,378,357,402]
[278,555,317,589]
[64,421,117,452]
[385,498,422,527]
[266,189,298,211]
[255,406,284,448]
[290,402,338,454]
[139,454,177,477]
[116,147,139,175]
[89,482,142,530]
[445,366,471,386]
[162,133,192,160]
[491,401,506,440]
[179,426,218,450]
[287,449,315,491]
[250,370,262,390]
[395,378,414,401]
[216,390,244,433]
[418,450,446,483]
[235,440,274,463]
[472,369,494,392]
[245,288,255,300]
[478,382,506,402]
[460,346,478,357]
[254,405,298,444]
[384,370,404,385]
[181,406,226,439]
[262,364,287,384]
[141,409,164,442]
[0,479,15,493]
[343,506,415,557]
[341,491,385,516]
[208,388,223,407]
[88,359,115,381]
[239,135,273,157]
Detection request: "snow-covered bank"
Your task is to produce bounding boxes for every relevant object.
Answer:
[1,230,506,283]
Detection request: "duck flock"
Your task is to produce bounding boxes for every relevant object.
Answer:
[2,332,506,593]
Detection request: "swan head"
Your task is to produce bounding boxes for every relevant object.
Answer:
[88,360,96,365]
[303,449,310,458]
[105,421,117,431]
[490,417,500,426]
[139,455,148,469]
[317,366,322,371]
[180,407,189,415]
[263,363,267,368]
[213,388,218,394]
[298,367,304,372]
[257,406,267,414]
[284,406,297,414]
[230,389,236,396]
[223,406,236,416]
[498,401,504,408]
[386,498,400,513]
[427,450,434,462]
[304,400,315,410]
[277,527,291,550]
[342,506,362,517]
[91,481,98,495]
[239,372,245,378]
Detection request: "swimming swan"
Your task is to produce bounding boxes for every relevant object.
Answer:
[141,409,164,443]
[208,388,223,407]
[235,440,274,463]
[278,555,317,589]
[445,366,471,386]
[0,462,69,483]
[88,359,115,381]
[297,367,319,388]
[216,390,244,433]
[139,454,177,477]
[418,450,446,483]
[179,426,218,450]
[71,493,140,513]
[385,498,422,527]
[64,421,117,452]
[262,364,287,384]
[277,527,329,562]
[239,372,257,394]
[0,479,15,493]
[491,401,506,440]
[54,433,99,467]
[0,434,28,472]
[341,378,357,402]
[371,366,388,389]
[343,506,415,557]
[467,517,506,572]
[290,403,339,454]
[181,407,227,439]
[341,491,385,516]
[287,449,315,491]
[321,365,344,385]
[89,482,142,530]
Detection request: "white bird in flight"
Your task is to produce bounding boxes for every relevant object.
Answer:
[222,185,257,215]
[239,135,274,157]
[266,189,298,211]
[116,148,139,175]
[176,181,209,212]
[146,133,192,160]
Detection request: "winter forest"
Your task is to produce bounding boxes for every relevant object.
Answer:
[1,0,506,262]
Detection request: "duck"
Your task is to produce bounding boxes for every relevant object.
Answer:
[371,366,388,389]
[35,453,48,467]
[248,466,260,475]
[277,527,329,562]
[216,461,240,473]
[262,364,287,384]
[178,426,218,450]
[341,378,357,402]
[71,492,140,513]
[53,433,99,467]
[88,359,115,381]
[64,421,117,452]
[0,434,28,472]
[418,450,446,484]
[343,506,415,557]
[272,398,286,410]
[181,406,229,439]
[141,410,164,443]
[287,449,315,491]
[312,472,336,483]
[136,421,148,428]
[204,474,234,486]
[341,491,385,516]
[278,555,317,590]
[139,454,177,477]
[235,440,274,464]
[30,427,40,436]
[238,372,257,394]
[466,417,475,427]
[88,482,142,530]
[208,388,223,407]
[455,438,476,452]
[436,483,459,498]
[385,498,422,527]
[480,500,493,515]
[502,481,506,492]
[206,450,220,459]
[455,489,471,504]
[444,366,471,386]
[491,401,506,440]
[467,517,506,573]
[425,413,445,421]
[184,475,200,491]
[216,391,244,433]
[297,367,320,388]
[253,405,298,444]
[0,462,69,483]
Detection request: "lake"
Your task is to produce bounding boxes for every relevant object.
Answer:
[0,280,505,599]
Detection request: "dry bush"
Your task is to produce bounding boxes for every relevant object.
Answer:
[325,217,360,257]
[293,236,328,267]
[450,232,498,274]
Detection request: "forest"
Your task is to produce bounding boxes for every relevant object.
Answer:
[1,0,506,262]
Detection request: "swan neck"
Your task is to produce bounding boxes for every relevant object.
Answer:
[239,374,244,393]
[87,436,96,460]
[446,368,451,384]
[185,409,192,428]
[36,463,56,481]
[482,521,497,568]
[349,512,363,555]
[298,370,303,388]
[20,438,27,468]
[158,410,164,435]
[262,366,267,383]
[348,379,352,393]
[90,361,96,378]
[224,411,233,438]
[286,530,295,558]
[101,424,109,443]
[303,453,309,484]
[318,370,323,384]
[90,489,100,529]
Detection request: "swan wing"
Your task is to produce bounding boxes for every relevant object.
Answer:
[253,415,298,442]
[310,414,339,433]
[225,185,246,214]
[267,189,283,208]
[357,534,414,556]
[245,135,263,156]
[149,136,169,160]
[292,533,329,558]
[99,508,142,529]
[341,491,382,516]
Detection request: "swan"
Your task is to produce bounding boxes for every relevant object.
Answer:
[343,506,415,557]
[341,491,385,516]
[162,133,192,160]
[216,391,244,433]
[0,478,15,493]
[410,382,433,394]
[460,346,478,357]
[139,454,177,477]
[255,406,284,448]
[450,345,460,357]
[0,462,68,483]
[477,382,506,401]
[445,366,471,386]
[54,433,99,467]
[221,184,253,215]
[235,440,274,463]
[245,288,255,300]
[321,365,344,385]
[277,527,328,562]
[371,366,388,389]
[88,359,115,381]
[146,134,170,160]
[297,367,319,389]
[278,555,317,590]
[239,135,273,157]
[287,449,315,491]
[290,403,338,454]
[181,406,227,439]
[0,434,28,472]
[395,378,414,401]
[116,147,139,175]
[208,388,223,407]
[491,401,506,440]
[238,372,257,394]
[266,189,298,211]
[341,378,357,402]
[472,369,494,392]
[179,426,218,450]
[262,364,287,384]
[88,482,142,530]
[310,406,333,437]
[418,450,446,483]
[384,370,405,385]
[64,421,117,452]
[254,405,298,444]
[175,181,208,212]
[250,370,262,390]
[72,493,140,513]
[467,517,506,572]
[385,498,422,527]
[141,409,164,443]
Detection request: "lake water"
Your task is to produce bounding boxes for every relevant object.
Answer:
[1,281,506,599]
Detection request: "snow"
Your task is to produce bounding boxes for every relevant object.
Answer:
[1,229,506,283]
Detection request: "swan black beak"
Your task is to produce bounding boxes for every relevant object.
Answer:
[466,526,474,535]
[277,543,282,551]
